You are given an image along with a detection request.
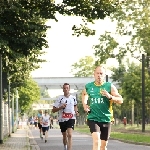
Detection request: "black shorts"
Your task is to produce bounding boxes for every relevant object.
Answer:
[87,119,111,141]
[34,122,38,127]
[59,119,75,133]
[42,126,49,133]
[38,123,42,129]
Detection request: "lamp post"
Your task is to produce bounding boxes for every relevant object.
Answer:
[0,54,3,144]
[16,89,19,129]
[141,54,150,132]
[8,74,11,137]
[142,54,145,132]
[106,75,108,82]
[12,94,14,133]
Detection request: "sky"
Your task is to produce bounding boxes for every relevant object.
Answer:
[30,13,130,97]
[31,13,128,78]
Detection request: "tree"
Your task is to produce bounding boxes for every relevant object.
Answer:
[0,0,121,89]
[94,0,150,64]
[94,31,119,64]
[71,56,95,77]
[0,0,119,56]
[111,61,150,124]
[17,78,40,113]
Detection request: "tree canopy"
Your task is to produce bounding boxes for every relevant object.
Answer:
[71,56,95,77]
[94,0,150,64]
[18,78,40,113]
[0,0,121,89]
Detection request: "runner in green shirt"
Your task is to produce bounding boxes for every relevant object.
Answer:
[82,65,123,150]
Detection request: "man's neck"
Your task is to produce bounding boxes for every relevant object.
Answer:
[94,81,104,86]
[64,93,70,98]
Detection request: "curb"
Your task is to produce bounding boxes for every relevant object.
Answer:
[26,128,31,150]
[28,129,40,150]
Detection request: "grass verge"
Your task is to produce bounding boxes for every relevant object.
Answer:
[75,125,150,144]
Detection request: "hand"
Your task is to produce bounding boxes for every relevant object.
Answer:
[101,90,112,99]
[83,104,90,113]
[60,103,67,109]
[75,111,79,116]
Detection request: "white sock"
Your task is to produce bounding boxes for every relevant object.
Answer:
[64,145,67,149]
[45,132,48,140]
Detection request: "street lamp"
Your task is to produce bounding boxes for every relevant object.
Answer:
[142,54,150,132]
[0,54,3,144]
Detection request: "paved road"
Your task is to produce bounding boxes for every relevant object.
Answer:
[29,128,150,150]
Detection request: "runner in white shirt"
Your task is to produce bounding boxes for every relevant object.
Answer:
[52,83,79,150]
[41,110,50,143]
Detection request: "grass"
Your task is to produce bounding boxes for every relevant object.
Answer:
[110,132,150,144]
[74,124,150,144]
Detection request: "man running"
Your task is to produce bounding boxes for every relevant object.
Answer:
[41,110,50,143]
[82,65,123,150]
[52,83,78,150]
[37,110,43,139]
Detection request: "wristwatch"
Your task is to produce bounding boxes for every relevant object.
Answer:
[108,95,112,100]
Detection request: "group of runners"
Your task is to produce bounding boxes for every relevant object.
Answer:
[35,65,123,150]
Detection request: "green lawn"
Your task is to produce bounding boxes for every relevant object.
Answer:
[74,124,150,144]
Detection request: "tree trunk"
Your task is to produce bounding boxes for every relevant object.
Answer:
[131,100,134,125]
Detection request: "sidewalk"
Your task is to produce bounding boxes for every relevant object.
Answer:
[0,128,30,150]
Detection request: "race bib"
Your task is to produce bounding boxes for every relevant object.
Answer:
[43,122,48,125]
[62,112,73,118]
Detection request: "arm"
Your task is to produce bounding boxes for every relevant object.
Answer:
[52,97,67,113]
[74,105,78,113]
[110,84,123,104]
[52,105,66,113]
[74,105,79,116]
[82,89,90,112]
[74,97,79,114]
[101,84,123,104]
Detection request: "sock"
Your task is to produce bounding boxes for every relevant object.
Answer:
[45,132,48,140]
[64,145,67,149]
[40,133,43,137]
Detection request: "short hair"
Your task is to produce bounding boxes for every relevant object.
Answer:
[94,65,106,72]
[63,83,70,88]
[39,110,42,113]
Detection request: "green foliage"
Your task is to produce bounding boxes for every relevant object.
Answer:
[41,89,50,98]
[111,61,150,119]
[71,56,95,77]
[77,92,87,115]
[18,78,40,113]
[0,0,121,90]
[94,0,150,64]
[109,0,150,58]
[94,31,119,65]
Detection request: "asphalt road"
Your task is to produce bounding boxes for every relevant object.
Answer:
[30,128,150,150]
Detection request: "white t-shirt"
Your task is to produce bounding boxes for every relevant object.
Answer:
[42,114,50,127]
[53,95,77,122]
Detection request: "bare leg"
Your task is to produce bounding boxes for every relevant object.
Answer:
[91,132,100,150]
[66,128,73,150]
[100,140,107,150]
[62,132,67,149]
[45,131,48,140]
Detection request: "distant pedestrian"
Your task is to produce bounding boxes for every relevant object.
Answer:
[123,117,127,128]
[37,110,43,139]
[41,110,50,143]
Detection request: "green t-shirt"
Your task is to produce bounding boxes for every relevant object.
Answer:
[85,81,113,123]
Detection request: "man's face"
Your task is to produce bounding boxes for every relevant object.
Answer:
[39,111,42,114]
[94,67,106,83]
[63,85,70,95]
